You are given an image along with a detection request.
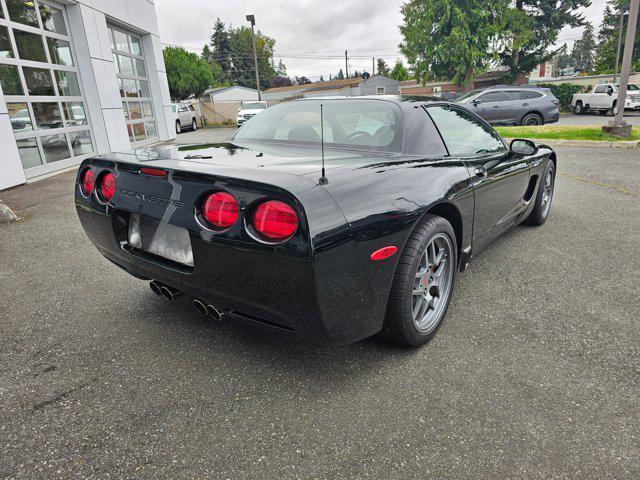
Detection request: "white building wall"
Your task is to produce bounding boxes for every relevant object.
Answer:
[211,87,259,102]
[0,0,174,191]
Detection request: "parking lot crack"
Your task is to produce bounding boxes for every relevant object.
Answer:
[558,172,637,197]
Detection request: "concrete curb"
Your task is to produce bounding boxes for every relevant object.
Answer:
[0,200,19,224]
[503,138,640,149]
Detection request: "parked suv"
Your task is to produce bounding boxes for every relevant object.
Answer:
[236,101,268,128]
[171,102,197,134]
[456,86,560,126]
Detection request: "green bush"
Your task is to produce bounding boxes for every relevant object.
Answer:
[537,83,585,111]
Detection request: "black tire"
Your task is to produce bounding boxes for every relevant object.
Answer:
[524,160,555,226]
[191,118,197,131]
[610,101,618,116]
[521,113,543,126]
[381,214,458,347]
[176,121,182,134]
[574,102,584,115]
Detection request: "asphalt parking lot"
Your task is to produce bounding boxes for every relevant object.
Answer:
[1,144,639,478]
[557,111,640,126]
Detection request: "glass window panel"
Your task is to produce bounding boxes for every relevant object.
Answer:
[141,101,153,118]
[139,80,150,98]
[118,54,134,76]
[17,138,43,169]
[38,4,67,34]
[135,59,146,77]
[69,130,93,156]
[122,101,129,120]
[131,122,146,141]
[32,102,63,129]
[41,133,70,162]
[108,28,115,51]
[62,102,87,126]
[6,0,39,27]
[14,30,47,62]
[8,102,33,132]
[145,121,157,139]
[112,29,128,53]
[127,123,134,142]
[128,101,142,120]
[47,38,73,66]
[0,64,23,94]
[129,35,142,56]
[123,78,137,98]
[55,70,80,96]
[0,26,15,59]
[113,53,119,73]
[23,67,55,95]
[117,77,124,97]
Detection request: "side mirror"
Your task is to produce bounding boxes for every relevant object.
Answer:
[510,139,538,156]
[607,90,613,96]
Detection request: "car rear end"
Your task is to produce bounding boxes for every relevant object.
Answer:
[74,154,382,344]
[535,88,560,124]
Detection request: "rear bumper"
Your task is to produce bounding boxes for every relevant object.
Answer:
[76,201,386,345]
[544,108,560,124]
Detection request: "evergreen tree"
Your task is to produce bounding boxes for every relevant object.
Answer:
[500,0,591,80]
[389,60,410,81]
[595,0,640,74]
[163,47,214,100]
[572,23,597,73]
[336,69,345,80]
[376,58,390,76]
[319,76,325,82]
[228,26,277,89]
[209,18,232,75]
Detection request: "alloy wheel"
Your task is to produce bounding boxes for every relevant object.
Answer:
[541,168,554,217]
[412,233,454,334]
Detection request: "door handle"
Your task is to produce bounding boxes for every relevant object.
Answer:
[493,105,500,108]
[522,103,529,106]
[475,167,488,179]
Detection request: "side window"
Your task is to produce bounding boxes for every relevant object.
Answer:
[477,91,501,103]
[526,90,544,99]
[594,85,606,94]
[427,106,506,157]
[502,90,529,101]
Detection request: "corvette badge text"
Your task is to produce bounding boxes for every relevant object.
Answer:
[119,189,184,207]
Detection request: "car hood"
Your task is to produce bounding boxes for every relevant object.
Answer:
[238,109,265,115]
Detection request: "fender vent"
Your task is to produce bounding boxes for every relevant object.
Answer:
[523,175,539,203]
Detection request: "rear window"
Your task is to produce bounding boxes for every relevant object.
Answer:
[243,102,267,110]
[232,100,403,153]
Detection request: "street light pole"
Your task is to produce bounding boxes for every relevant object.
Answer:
[613,6,629,83]
[607,0,639,137]
[246,14,262,101]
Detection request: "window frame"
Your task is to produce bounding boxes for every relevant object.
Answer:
[109,23,158,147]
[0,0,95,177]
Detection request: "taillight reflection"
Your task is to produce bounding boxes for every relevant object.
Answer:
[99,172,115,202]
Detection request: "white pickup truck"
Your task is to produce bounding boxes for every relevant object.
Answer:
[572,83,640,115]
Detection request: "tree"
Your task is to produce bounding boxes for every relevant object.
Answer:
[595,0,640,74]
[389,60,410,81]
[336,69,345,80]
[294,76,312,85]
[352,70,361,78]
[500,0,591,80]
[319,76,325,82]
[400,0,505,86]
[572,22,597,73]
[276,59,287,77]
[163,47,213,100]
[271,76,293,87]
[376,59,390,76]
[209,18,232,73]
[228,26,277,89]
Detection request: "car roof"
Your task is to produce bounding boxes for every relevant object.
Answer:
[294,94,454,109]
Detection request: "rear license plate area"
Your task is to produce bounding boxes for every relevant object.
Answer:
[128,213,194,267]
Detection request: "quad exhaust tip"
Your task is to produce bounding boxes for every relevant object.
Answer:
[149,280,163,297]
[193,299,223,321]
[150,281,183,302]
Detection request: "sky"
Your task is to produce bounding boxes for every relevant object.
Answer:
[156,0,608,81]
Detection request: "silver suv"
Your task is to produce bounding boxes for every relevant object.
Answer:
[456,86,560,126]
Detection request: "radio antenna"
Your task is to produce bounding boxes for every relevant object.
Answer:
[319,104,328,185]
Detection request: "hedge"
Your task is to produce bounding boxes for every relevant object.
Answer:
[537,83,585,111]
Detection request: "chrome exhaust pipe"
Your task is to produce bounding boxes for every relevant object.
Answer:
[193,299,209,316]
[149,280,163,297]
[206,304,223,321]
[160,284,183,302]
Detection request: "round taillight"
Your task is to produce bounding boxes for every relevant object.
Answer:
[80,169,94,196]
[202,192,239,229]
[252,200,298,241]
[99,172,115,202]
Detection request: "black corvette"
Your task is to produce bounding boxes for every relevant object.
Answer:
[75,96,556,347]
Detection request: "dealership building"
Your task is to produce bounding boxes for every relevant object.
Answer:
[0,0,174,191]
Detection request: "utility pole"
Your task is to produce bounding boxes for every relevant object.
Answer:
[345,50,349,78]
[606,0,638,137]
[372,57,375,75]
[246,14,262,100]
[613,6,629,83]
